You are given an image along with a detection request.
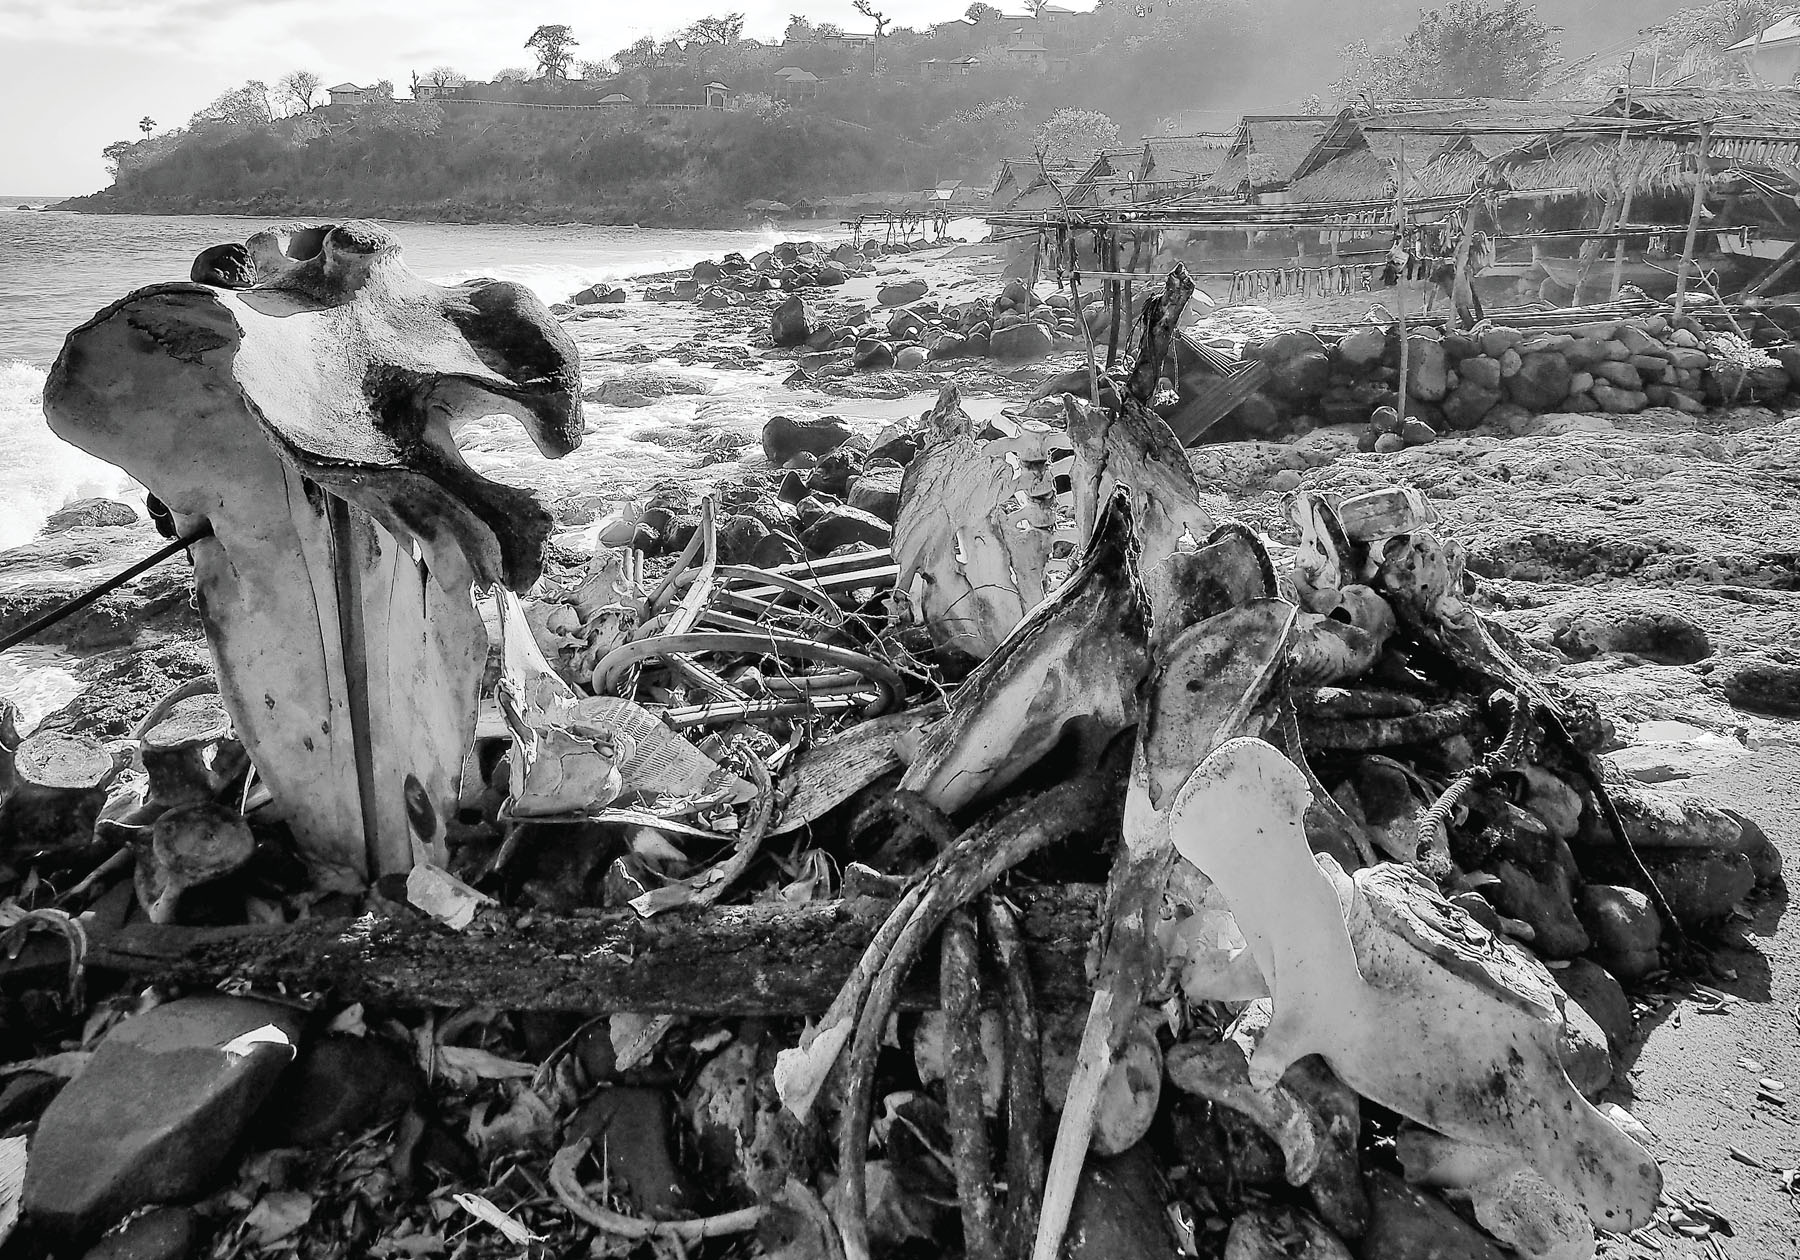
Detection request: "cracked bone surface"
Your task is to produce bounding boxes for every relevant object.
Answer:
[1170,738,1661,1238]
[892,384,1054,660]
[44,222,581,883]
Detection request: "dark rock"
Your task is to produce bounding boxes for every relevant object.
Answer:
[1063,1143,1180,1260]
[692,259,723,284]
[672,279,700,301]
[1400,418,1437,446]
[1457,355,1503,390]
[1360,1169,1508,1260]
[1406,335,1449,402]
[1589,848,1757,930]
[1271,350,1333,401]
[571,283,627,306]
[1337,326,1387,368]
[801,506,891,555]
[1228,394,1284,436]
[42,498,139,534]
[1486,849,1590,959]
[762,415,852,465]
[81,1205,198,1260]
[1478,326,1523,358]
[1369,404,1401,434]
[1590,382,1648,414]
[1374,433,1407,454]
[1440,383,1501,430]
[1575,884,1661,983]
[0,1071,64,1128]
[853,338,896,370]
[696,287,740,310]
[966,331,990,356]
[990,322,1055,360]
[1227,1203,1353,1259]
[718,514,772,564]
[24,995,306,1238]
[776,471,809,504]
[1554,958,1633,1052]
[885,308,926,340]
[1506,352,1573,410]
[1717,655,1800,717]
[814,262,848,286]
[848,465,904,522]
[769,295,816,348]
[264,1034,419,1147]
[928,331,968,360]
[1442,331,1480,361]
[877,279,928,307]
[806,447,865,499]
[1165,1092,1285,1186]
[868,431,920,466]
[567,1088,686,1214]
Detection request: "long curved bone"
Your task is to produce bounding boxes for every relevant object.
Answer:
[1169,738,1661,1235]
[44,223,580,883]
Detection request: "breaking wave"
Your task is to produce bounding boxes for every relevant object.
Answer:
[0,359,136,549]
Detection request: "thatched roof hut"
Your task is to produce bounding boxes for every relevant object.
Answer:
[1137,133,1233,185]
[1199,115,1336,195]
[1283,100,1592,204]
[1491,87,1800,201]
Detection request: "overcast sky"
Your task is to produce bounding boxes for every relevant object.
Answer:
[1,0,1078,193]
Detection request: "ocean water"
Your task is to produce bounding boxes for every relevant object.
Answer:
[0,201,791,548]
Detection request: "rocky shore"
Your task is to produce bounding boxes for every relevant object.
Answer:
[1,233,1797,1259]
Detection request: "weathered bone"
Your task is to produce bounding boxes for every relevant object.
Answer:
[44,222,580,883]
[893,385,1054,660]
[896,496,1148,814]
[134,801,256,924]
[1168,738,1661,1236]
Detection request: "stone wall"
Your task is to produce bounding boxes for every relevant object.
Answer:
[1243,311,1800,446]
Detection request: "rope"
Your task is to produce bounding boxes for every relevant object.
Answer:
[0,524,213,655]
[1414,691,1532,855]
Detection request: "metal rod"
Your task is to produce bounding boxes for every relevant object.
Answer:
[0,522,213,655]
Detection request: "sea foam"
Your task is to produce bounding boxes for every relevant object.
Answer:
[0,360,136,548]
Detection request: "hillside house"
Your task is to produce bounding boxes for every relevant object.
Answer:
[704,82,731,109]
[327,82,392,106]
[773,66,821,102]
[919,57,979,83]
[1001,30,1058,73]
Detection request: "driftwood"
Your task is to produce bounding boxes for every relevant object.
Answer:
[80,886,1099,1015]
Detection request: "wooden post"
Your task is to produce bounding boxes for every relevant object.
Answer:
[1394,139,1411,420]
[1674,122,1714,315]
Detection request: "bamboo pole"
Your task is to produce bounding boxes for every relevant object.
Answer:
[1674,121,1714,315]
[1395,138,1411,421]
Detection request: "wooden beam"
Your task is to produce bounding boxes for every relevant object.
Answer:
[1675,122,1715,315]
[82,886,1101,1015]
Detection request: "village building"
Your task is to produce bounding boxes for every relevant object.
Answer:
[773,66,822,102]
[326,82,392,106]
[1727,16,1800,86]
[918,57,980,83]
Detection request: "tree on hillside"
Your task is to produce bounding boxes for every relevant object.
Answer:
[138,116,156,134]
[425,66,466,89]
[1554,0,1789,94]
[190,81,274,131]
[576,59,616,80]
[965,2,1000,20]
[1332,1,1560,103]
[853,0,893,37]
[615,38,662,70]
[526,24,579,78]
[785,14,815,43]
[1032,108,1121,162]
[682,14,746,45]
[494,66,533,82]
[1023,0,1050,16]
[277,70,323,114]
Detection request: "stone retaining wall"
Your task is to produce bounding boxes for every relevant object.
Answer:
[1242,312,1800,444]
